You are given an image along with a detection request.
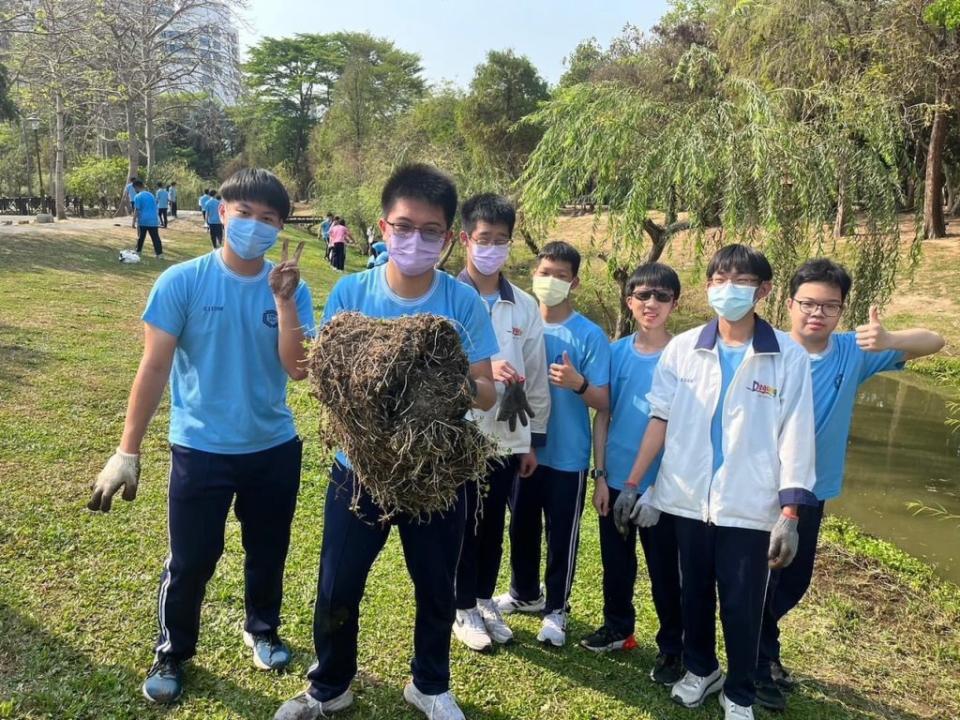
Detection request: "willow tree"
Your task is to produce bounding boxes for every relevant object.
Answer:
[519,48,911,336]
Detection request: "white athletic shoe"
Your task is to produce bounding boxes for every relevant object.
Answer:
[477,598,513,644]
[719,692,755,720]
[493,589,546,615]
[537,610,567,647]
[671,668,725,708]
[403,682,465,720]
[453,607,492,652]
[273,689,353,719]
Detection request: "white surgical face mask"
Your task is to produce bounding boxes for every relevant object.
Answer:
[707,283,757,321]
[532,275,572,307]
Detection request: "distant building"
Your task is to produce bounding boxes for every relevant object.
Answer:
[161,3,242,106]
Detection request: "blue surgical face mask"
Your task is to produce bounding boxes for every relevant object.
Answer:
[707,283,758,321]
[226,216,280,259]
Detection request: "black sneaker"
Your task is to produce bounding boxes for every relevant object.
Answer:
[579,625,637,652]
[756,679,787,710]
[650,652,685,685]
[770,660,796,691]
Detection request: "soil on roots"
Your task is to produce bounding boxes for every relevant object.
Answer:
[307,312,495,520]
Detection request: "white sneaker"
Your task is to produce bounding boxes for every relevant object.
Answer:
[493,589,546,615]
[453,607,492,652]
[477,598,513,644]
[671,668,725,708]
[537,610,567,647]
[273,689,353,719]
[403,682,465,720]
[720,692,755,719]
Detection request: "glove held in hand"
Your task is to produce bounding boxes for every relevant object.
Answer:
[88,449,141,512]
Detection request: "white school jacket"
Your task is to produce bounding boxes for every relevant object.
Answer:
[459,271,551,455]
[648,318,817,531]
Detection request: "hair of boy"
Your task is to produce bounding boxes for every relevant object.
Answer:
[207,189,216,196]
[132,179,144,189]
[788,258,852,302]
[537,240,581,277]
[381,163,458,229]
[706,243,773,282]
[129,177,136,182]
[170,182,176,186]
[460,193,516,237]
[218,167,291,220]
[627,262,682,299]
[326,211,333,217]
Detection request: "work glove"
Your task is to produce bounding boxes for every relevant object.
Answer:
[630,486,661,528]
[88,449,140,512]
[496,380,536,432]
[612,484,639,537]
[768,513,800,569]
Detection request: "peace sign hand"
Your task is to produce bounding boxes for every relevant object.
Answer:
[269,238,306,300]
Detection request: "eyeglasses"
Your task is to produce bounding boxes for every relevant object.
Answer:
[384,220,447,245]
[470,234,512,246]
[793,299,843,317]
[708,275,761,287]
[630,289,675,303]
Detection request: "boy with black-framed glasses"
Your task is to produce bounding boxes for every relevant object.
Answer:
[753,258,944,710]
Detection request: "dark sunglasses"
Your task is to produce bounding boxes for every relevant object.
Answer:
[630,289,675,303]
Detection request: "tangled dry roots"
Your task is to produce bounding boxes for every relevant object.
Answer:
[307,312,496,521]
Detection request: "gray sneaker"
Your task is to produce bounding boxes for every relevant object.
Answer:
[273,689,353,719]
[141,656,183,704]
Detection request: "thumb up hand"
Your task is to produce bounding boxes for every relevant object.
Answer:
[549,350,584,390]
[855,305,891,352]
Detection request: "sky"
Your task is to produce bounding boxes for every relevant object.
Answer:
[237,0,672,88]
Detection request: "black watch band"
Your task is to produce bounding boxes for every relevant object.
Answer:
[574,376,590,395]
[590,468,607,480]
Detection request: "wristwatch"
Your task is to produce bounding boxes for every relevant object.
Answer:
[590,468,607,480]
[574,376,590,395]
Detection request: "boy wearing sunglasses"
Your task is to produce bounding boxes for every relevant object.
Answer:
[583,263,685,686]
[753,258,944,710]
[617,244,817,720]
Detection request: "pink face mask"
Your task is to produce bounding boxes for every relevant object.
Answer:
[471,243,510,276]
[388,229,444,276]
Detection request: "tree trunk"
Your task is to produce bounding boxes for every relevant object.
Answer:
[613,265,632,339]
[923,96,949,239]
[666,185,677,226]
[54,91,66,219]
[642,218,690,263]
[144,89,155,176]
[834,179,854,237]
[124,99,138,214]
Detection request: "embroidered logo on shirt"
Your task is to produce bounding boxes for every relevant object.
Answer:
[749,380,778,398]
[203,305,224,312]
[262,309,278,328]
[512,327,523,337]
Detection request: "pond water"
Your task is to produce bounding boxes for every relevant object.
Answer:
[831,374,960,585]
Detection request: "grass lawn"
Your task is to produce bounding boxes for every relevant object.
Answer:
[0,216,958,719]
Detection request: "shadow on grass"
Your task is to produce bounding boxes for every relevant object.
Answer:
[0,603,280,720]
[0,322,52,397]
[0,232,173,279]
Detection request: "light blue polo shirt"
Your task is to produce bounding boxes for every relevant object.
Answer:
[133,191,159,227]
[606,336,662,491]
[142,249,316,454]
[538,312,611,472]
[810,332,904,500]
[322,265,499,468]
[206,198,222,224]
[156,188,169,209]
[712,340,749,473]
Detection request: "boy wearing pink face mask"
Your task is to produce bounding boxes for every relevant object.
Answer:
[453,193,551,653]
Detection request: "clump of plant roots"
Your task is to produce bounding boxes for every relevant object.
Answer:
[307,312,496,521]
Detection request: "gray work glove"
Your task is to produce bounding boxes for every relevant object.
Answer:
[612,485,639,537]
[630,486,661,528]
[768,513,800,569]
[88,449,140,512]
[496,380,536,432]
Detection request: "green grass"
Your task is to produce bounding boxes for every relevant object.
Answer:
[1,220,958,719]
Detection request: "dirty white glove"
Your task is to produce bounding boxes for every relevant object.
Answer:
[88,449,140,512]
[768,512,800,569]
[630,486,661,528]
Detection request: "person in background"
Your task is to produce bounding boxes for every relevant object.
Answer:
[366,240,388,269]
[753,258,945,711]
[132,179,164,259]
[168,182,178,218]
[199,189,210,229]
[206,193,223,249]
[320,212,333,252]
[453,193,551,653]
[126,177,138,227]
[89,168,312,705]
[328,218,352,272]
[156,183,169,228]
[584,262,685,688]
[495,240,611,649]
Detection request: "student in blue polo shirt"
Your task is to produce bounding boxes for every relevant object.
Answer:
[583,262,684,686]
[199,189,210,227]
[206,193,224,248]
[88,168,314,705]
[156,182,169,228]
[274,164,498,720]
[132,179,164,258]
[753,258,945,710]
[494,240,611,649]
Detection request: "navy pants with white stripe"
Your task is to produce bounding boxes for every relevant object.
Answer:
[756,501,825,679]
[456,455,520,609]
[599,488,683,653]
[155,438,302,662]
[307,463,467,702]
[507,465,587,613]
[673,514,770,707]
